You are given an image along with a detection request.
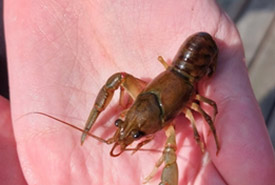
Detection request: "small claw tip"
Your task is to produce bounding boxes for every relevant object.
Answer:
[81,134,87,145]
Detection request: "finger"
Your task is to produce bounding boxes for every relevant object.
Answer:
[0,96,27,184]
[202,21,275,184]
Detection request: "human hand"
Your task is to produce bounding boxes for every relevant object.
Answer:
[5,0,275,184]
[0,97,26,184]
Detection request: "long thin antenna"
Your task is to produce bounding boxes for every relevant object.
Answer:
[18,112,162,154]
[19,112,107,143]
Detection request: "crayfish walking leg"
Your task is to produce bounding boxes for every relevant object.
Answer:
[195,94,218,122]
[190,101,220,154]
[184,108,205,152]
[144,125,178,185]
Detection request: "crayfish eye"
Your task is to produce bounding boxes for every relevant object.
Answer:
[131,130,144,139]
[114,119,123,127]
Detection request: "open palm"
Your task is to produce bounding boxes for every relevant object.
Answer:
[4,0,275,185]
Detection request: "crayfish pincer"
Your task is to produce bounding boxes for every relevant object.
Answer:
[81,32,219,185]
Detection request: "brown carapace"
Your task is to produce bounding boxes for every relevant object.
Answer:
[28,32,219,185]
[79,32,220,185]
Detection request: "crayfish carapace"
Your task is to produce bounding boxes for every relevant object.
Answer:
[80,32,220,185]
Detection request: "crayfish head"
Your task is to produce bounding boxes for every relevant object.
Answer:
[109,116,151,157]
[108,119,143,157]
[108,92,163,157]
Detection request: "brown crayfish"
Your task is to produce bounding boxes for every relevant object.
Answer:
[32,32,220,185]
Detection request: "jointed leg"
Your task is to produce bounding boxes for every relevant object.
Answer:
[143,155,164,184]
[131,135,154,155]
[190,102,220,155]
[81,72,147,144]
[195,94,218,122]
[184,108,205,152]
[144,125,178,185]
[158,56,169,69]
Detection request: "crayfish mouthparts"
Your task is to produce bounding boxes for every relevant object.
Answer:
[110,143,126,157]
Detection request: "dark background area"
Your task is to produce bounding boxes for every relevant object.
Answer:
[0,0,8,99]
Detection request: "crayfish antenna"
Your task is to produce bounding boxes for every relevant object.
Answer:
[18,112,107,144]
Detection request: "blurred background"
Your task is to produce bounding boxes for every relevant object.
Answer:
[0,0,274,147]
[217,0,275,147]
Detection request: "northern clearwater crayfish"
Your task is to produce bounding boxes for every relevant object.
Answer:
[31,32,220,185]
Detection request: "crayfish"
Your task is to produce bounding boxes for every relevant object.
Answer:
[31,32,219,185]
[80,32,220,185]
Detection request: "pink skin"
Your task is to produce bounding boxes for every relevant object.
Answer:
[3,0,275,185]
